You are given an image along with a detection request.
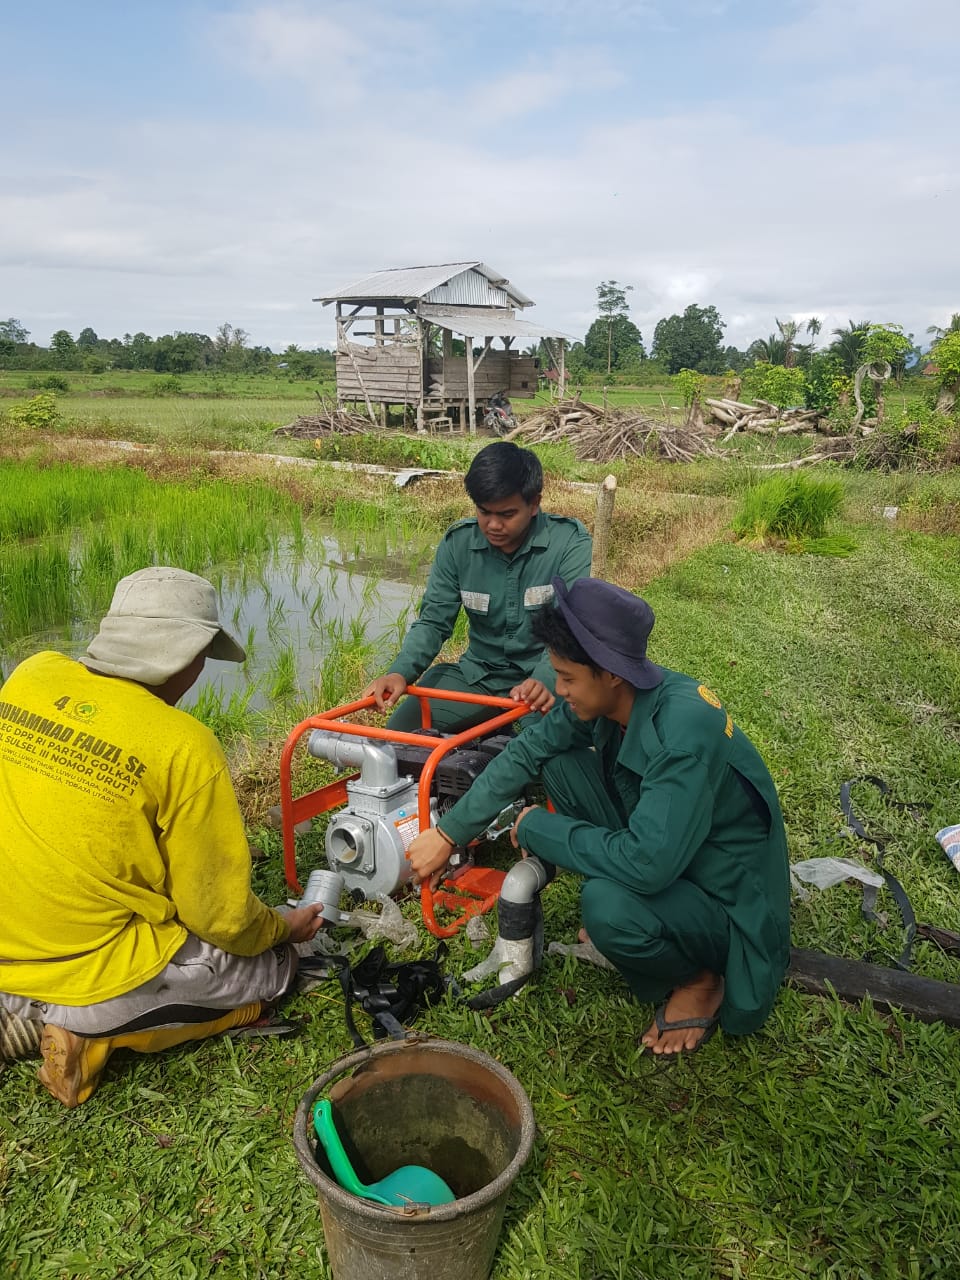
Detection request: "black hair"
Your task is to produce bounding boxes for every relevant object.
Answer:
[464,442,543,505]
[531,601,604,675]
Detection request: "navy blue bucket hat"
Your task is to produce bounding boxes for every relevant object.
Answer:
[552,576,664,690]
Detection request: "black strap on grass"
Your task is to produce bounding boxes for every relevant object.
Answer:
[339,944,449,1049]
[838,776,959,971]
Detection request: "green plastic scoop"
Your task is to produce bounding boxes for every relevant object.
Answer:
[312,1098,456,1208]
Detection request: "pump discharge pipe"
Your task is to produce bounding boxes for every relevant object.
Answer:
[462,855,556,986]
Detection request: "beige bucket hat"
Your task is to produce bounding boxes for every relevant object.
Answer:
[84,566,246,686]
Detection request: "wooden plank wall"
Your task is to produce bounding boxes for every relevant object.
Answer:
[336,346,540,404]
[336,343,421,401]
[430,355,540,399]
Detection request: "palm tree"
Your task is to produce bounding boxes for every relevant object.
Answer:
[774,318,800,367]
[805,316,822,349]
[829,320,870,377]
[926,313,960,341]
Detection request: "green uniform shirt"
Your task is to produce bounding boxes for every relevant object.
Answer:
[441,670,791,1034]
[390,510,592,690]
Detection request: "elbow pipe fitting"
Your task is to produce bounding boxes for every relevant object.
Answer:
[497,856,555,942]
[307,730,399,791]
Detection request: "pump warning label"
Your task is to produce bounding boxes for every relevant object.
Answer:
[0,698,148,804]
[393,813,422,851]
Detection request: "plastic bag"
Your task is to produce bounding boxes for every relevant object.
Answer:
[342,894,419,950]
[465,914,491,945]
[790,857,884,894]
[546,938,616,971]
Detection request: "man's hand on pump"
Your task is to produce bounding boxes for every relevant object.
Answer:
[509,678,554,714]
[407,826,456,889]
[362,672,408,710]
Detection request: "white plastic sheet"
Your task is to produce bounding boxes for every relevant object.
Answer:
[789,856,884,901]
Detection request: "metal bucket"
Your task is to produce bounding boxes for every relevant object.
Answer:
[293,1037,535,1280]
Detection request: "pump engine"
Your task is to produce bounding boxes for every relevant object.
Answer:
[306,729,515,899]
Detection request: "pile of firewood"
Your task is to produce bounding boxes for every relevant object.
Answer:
[703,398,823,442]
[274,408,368,438]
[507,397,721,463]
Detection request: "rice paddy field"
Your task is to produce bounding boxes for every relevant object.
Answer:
[0,394,958,1279]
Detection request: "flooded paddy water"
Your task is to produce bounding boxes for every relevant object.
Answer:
[0,460,433,728]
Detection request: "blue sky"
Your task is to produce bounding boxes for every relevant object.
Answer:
[2,0,958,353]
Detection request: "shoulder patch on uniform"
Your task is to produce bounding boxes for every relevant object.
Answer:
[442,518,477,541]
[697,685,722,709]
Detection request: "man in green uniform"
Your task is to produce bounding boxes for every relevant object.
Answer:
[363,441,592,733]
[408,577,791,1055]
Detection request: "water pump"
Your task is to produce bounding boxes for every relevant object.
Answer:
[278,687,533,937]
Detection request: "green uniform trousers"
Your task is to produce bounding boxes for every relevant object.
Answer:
[541,747,730,1005]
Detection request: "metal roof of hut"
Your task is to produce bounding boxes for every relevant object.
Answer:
[315,262,535,310]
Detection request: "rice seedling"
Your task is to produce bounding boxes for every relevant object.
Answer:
[732,473,845,548]
[264,645,299,704]
[0,543,73,638]
[187,679,263,746]
[0,461,311,647]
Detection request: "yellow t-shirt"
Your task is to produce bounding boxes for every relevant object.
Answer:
[0,652,288,1005]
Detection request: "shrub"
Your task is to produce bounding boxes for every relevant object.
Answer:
[6,392,61,430]
[742,364,807,410]
[856,406,960,471]
[673,368,705,407]
[151,374,183,396]
[40,374,70,393]
[732,473,844,546]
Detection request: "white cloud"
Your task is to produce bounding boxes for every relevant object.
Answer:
[2,2,958,352]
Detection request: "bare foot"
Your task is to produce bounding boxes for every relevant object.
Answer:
[640,971,724,1056]
[577,926,590,945]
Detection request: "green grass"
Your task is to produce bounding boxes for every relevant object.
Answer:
[0,370,336,400]
[1,414,959,1277]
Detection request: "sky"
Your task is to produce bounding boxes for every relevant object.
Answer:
[2,0,958,355]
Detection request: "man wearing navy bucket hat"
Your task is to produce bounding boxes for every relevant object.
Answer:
[408,576,791,1056]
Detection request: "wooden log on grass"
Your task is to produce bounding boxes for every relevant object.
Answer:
[788,947,960,1026]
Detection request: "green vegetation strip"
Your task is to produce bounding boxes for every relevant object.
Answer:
[2,508,959,1279]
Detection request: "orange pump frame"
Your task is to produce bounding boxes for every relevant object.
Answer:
[278,686,529,938]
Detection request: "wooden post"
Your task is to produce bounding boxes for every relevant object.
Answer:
[335,303,343,410]
[416,317,425,434]
[442,325,452,406]
[591,474,617,576]
[465,334,476,435]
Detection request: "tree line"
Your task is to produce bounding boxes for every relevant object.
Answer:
[552,282,957,387]
[0,319,335,380]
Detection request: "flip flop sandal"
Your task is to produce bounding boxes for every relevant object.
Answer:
[642,1003,720,1057]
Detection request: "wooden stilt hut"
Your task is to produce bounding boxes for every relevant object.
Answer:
[315,262,570,432]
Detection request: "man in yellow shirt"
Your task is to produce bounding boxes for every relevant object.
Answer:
[0,567,327,1107]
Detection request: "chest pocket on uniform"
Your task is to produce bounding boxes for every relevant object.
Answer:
[460,590,490,614]
[523,584,554,609]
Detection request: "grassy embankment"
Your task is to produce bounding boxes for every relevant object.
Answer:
[0,397,958,1278]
